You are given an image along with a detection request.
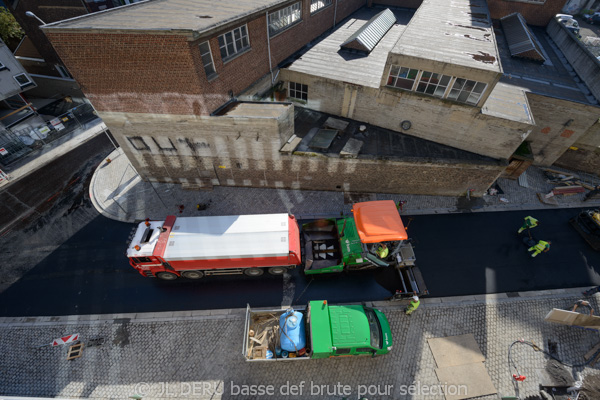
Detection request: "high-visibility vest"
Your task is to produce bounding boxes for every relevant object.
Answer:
[525,216,538,227]
[536,240,549,251]
[377,246,389,258]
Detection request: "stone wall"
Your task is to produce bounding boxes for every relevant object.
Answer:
[554,120,600,174]
[100,108,505,196]
[525,92,600,166]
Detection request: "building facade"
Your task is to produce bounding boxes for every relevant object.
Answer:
[41,0,599,196]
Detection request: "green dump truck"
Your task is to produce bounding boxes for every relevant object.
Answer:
[303,200,428,297]
[243,300,392,361]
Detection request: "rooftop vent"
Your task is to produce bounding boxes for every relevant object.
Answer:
[500,13,545,62]
[340,8,396,54]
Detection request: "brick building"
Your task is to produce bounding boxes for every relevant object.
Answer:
[40,0,600,196]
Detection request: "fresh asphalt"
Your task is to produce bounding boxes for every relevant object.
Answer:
[0,208,598,316]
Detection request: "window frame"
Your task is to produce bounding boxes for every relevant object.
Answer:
[0,61,7,71]
[268,2,302,37]
[13,73,33,88]
[199,41,217,79]
[288,82,308,101]
[446,78,487,106]
[386,65,419,91]
[218,24,250,62]
[415,70,452,99]
[310,0,332,14]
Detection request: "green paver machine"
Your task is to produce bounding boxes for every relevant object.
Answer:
[302,200,428,298]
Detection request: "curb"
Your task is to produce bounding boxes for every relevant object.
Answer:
[0,287,594,328]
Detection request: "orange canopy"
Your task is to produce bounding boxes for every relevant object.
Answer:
[352,200,408,243]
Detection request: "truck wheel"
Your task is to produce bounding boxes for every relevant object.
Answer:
[181,270,204,279]
[244,268,264,277]
[156,271,178,281]
[268,266,287,275]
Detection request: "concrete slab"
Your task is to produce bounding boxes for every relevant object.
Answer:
[434,362,497,400]
[428,334,485,368]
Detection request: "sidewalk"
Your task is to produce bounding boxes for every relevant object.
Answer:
[90,147,600,223]
[1,289,599,399]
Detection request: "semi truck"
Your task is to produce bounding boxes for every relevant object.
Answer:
[570,209,600,251]
[126,200,427,296]
[243,300,392,361]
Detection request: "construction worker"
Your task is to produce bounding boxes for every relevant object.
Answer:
[528,240,551,257]
[518,216,539,234]
[405,296,420,315]
[376,243,389,259]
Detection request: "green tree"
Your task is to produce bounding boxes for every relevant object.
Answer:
[0,7,24,44]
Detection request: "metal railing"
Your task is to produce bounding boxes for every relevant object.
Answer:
[0,102,99,167]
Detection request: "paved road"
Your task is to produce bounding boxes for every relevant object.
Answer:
[0,207,598,316]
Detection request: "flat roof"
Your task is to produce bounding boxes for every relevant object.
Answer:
[293,107,502,165]
[286,7,414,88]
[495,25,595,105]
[43,0,287,33]
[482,82,533,124]
[392,0,501,73]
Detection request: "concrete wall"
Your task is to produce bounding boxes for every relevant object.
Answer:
[554,120,600,173]
[525,92,600,166]
[281,69,531,160]
[546,18,600,103]
[488,0,568,26]
[100,108,505,196]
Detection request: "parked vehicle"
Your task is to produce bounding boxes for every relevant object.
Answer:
[126,200,428,296]
[243,300,392,361]
[570,209,600,251]
[583,12,600,24]
[556,14,580,35]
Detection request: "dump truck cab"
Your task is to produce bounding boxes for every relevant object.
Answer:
[310,301,392,358]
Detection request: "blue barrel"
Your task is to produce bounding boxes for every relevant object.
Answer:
[279,309,306,352]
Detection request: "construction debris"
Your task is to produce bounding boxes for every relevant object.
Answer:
[541,168,599,202]
[246,313,280,359]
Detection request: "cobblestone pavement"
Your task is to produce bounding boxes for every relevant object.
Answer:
[91,149,600,223]
[1,291,599,399]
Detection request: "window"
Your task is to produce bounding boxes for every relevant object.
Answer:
[289,82,308,101]
[269,2,301,36]
[218,25,250,61]
[132,257,152,263]
[310,0,332,14]
[0,61,6,71]
[335,348,351,355]
[13,73,33,88]
[446,78,487,105]
[199,41,216,78]
[55,64,71,79]
[386,66,418,90]
[416,71,451,98]
[366,309,382,349]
